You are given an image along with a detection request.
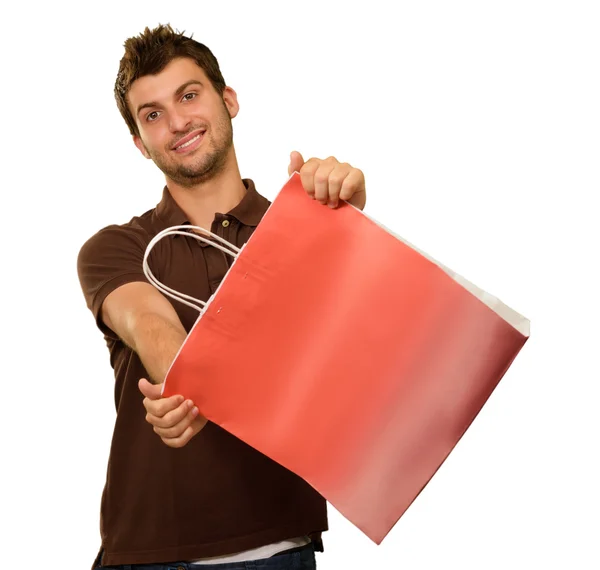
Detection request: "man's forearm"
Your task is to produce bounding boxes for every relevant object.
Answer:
[128,312,188,384]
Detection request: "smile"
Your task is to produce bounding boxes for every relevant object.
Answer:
[173,130,206,153]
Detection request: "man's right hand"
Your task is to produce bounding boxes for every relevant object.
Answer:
[138,378,208,448]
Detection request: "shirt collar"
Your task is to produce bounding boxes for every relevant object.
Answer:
[154,178,270,231]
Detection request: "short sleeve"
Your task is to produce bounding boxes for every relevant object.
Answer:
[77,224,150,338]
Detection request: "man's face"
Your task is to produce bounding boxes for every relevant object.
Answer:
[128,57,238,187]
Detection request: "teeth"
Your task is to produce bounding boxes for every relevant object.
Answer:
[177,134,201,149]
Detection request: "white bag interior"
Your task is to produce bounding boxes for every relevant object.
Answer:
[363,211,530,337]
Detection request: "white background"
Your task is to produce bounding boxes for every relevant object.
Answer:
[1,1,598,568]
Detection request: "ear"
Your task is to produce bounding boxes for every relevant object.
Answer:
[222,86,239,119]
[133,135,151,159]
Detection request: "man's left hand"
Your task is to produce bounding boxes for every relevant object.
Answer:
[288,151,366,211]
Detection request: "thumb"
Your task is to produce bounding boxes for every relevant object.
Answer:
[138,377,163,400]
[288,150,305,176]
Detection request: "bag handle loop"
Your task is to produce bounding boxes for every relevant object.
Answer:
[143,225,240,312]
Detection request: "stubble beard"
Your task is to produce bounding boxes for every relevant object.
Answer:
[146,109,234,188]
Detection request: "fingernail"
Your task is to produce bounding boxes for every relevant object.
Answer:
[187,400,194,409]
[328,201,336,208]
[192,407,199,417]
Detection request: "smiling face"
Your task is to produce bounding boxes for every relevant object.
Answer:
[128,57,239,187]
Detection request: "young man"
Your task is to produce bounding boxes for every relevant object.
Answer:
[77,24,367,570]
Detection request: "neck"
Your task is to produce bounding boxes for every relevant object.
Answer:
[166,152,247,230]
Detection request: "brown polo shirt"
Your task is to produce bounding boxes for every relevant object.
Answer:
[77,179,328,567]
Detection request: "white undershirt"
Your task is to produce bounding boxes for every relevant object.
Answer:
[189,535,311,565]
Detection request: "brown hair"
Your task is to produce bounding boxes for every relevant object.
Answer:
[114,23,227,136]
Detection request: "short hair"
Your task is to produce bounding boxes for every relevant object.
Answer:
[114,23,226,136]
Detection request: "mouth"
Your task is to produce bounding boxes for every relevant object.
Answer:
[172,129,206,154]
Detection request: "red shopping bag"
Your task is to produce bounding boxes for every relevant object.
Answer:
[143,172,529,544]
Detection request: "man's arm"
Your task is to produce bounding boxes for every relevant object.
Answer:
[101,281,208,447]
[101,281,187,385]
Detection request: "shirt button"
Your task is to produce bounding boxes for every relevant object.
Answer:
[222,219,230,228]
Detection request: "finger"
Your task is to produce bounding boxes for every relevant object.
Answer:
[138,378,163,400]
[288,150,305,176]
[313,161,336,204]
[327,163,351,208]
[139,377,185,418]
[161,416,208,448]
[339,168,366,202]
[162,425,195,449]
[153,405,200,439]
[147,399,195,429]
[298,158,320,199]
[143,393,185,418]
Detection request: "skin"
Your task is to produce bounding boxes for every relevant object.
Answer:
[111,56,367,448]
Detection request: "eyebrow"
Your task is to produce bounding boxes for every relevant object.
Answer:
[136,80,203,117]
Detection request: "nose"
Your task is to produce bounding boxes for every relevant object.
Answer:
[169,107,192,133]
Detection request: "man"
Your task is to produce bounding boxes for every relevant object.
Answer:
[78,23,367,570]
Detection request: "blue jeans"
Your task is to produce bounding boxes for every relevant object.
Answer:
[95,542,317,570]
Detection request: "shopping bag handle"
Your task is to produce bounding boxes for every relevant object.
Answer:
[143,225,241,312]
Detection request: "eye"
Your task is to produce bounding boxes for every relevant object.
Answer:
[182,92,197,102]
[146,111,160,122]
